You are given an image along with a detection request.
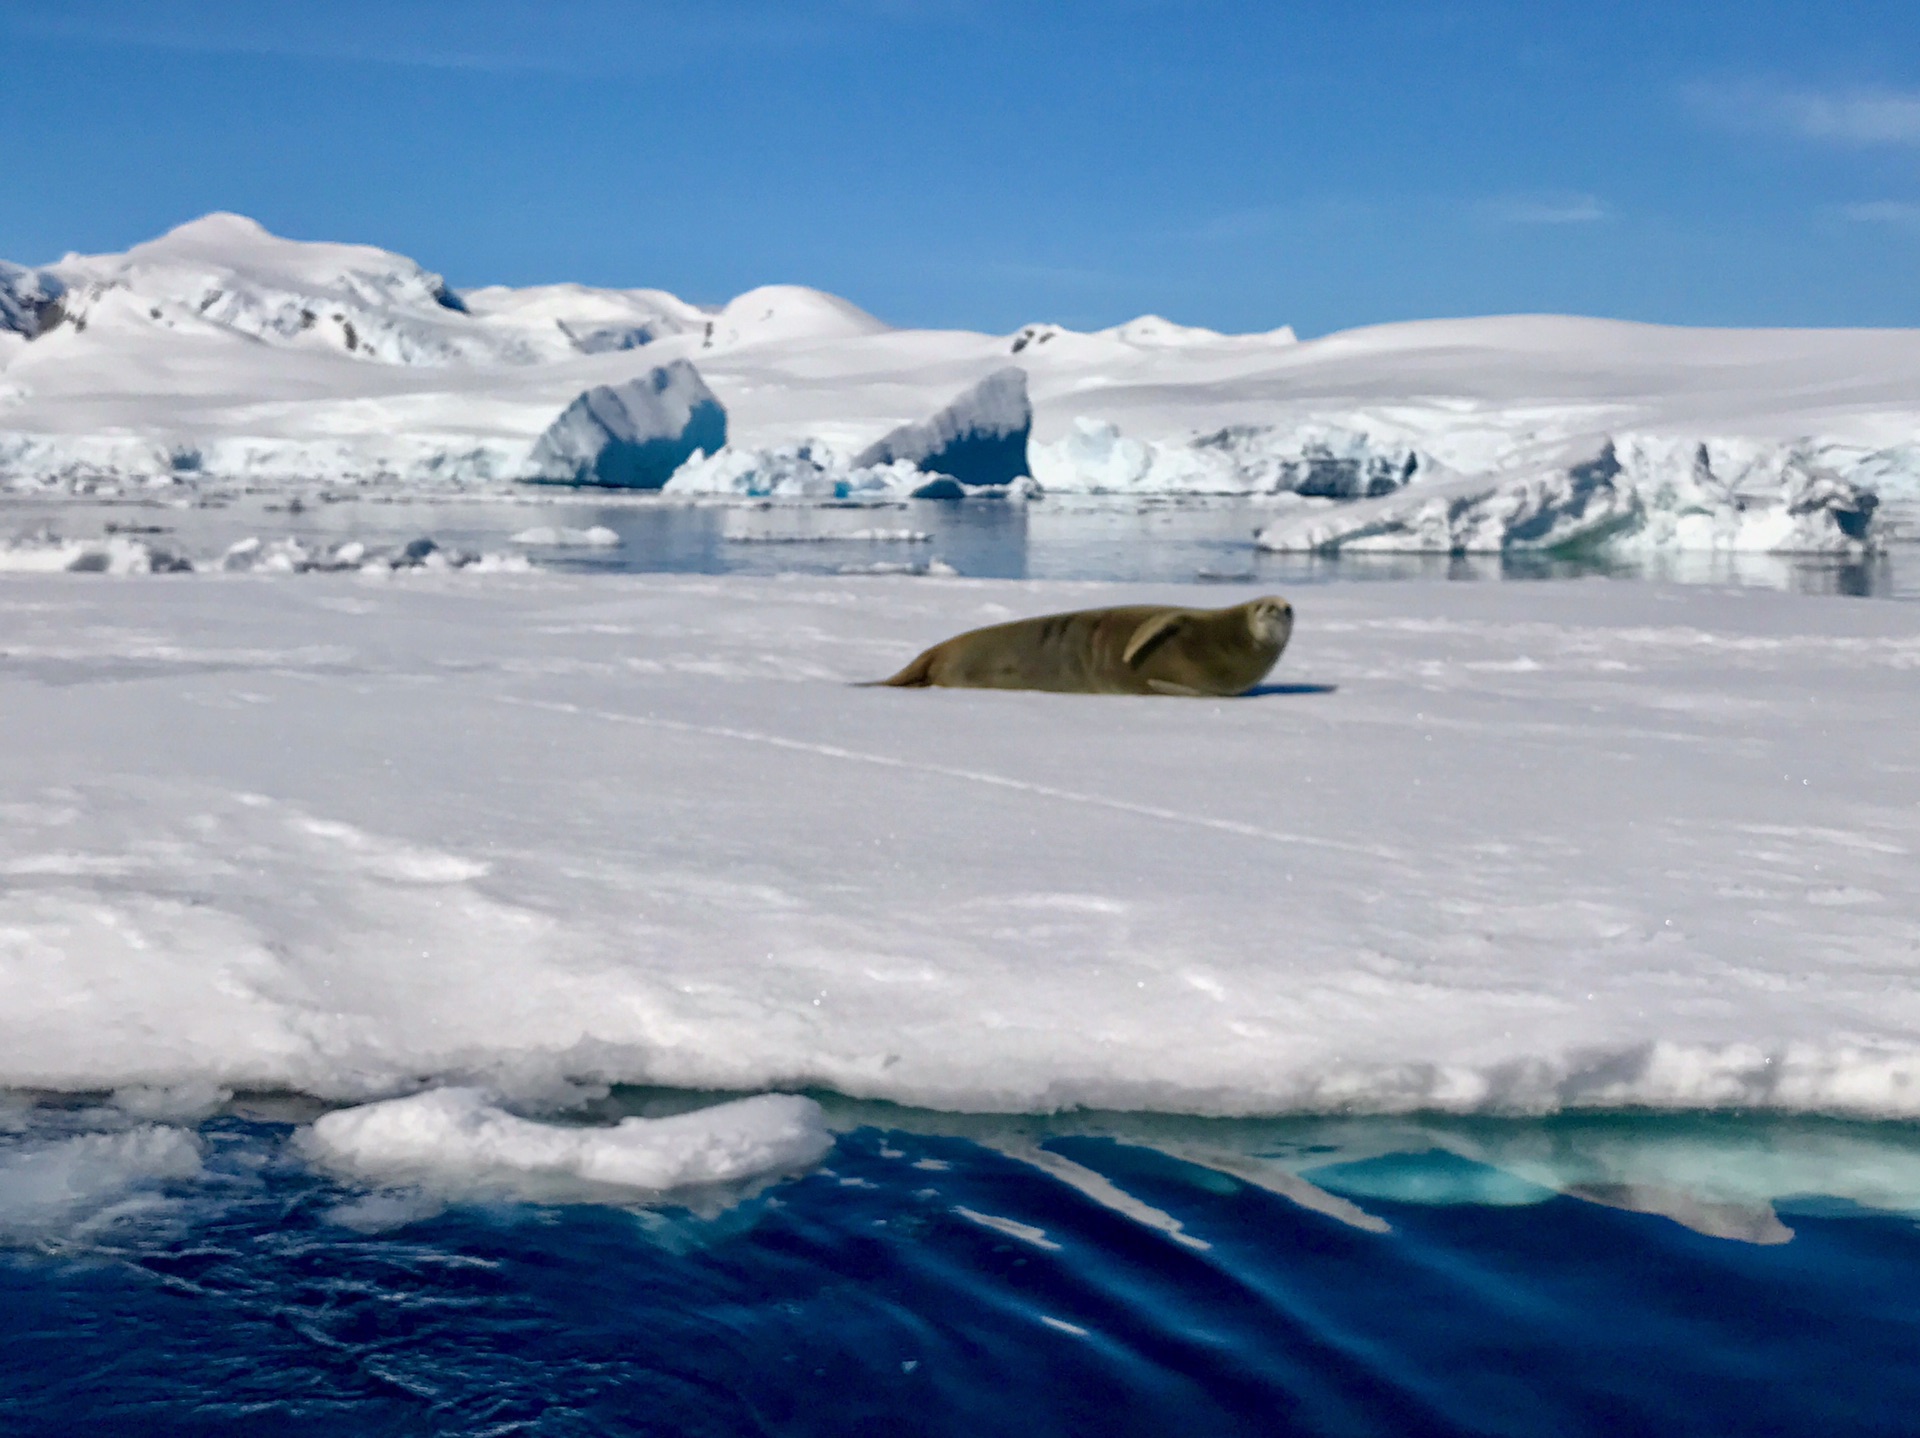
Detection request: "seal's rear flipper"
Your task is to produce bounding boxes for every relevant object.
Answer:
[856,650,937,687]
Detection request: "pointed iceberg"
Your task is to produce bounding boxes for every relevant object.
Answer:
[525,359,728,488]
[853,366,1032,490]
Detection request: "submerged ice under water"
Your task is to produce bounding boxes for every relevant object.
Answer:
[6,1095,1920,1437]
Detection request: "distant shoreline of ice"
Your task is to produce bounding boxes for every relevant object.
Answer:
[6,213,1919,554]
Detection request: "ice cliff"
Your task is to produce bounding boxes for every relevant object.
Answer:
[524,360,727,488]
[852,367,1033,491]
[1254,436,1883,557]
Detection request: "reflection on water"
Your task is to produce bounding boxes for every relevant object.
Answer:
[7,1095,1920,1436]
[4,491,1917,597]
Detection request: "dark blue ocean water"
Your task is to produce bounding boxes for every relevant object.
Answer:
[6,1105,1920,1437]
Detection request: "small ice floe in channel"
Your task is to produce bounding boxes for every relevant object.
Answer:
[301,1088,834,1226]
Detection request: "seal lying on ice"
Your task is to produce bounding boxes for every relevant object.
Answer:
[869,596,1293,696]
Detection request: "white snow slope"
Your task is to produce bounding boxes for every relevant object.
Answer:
[0,570,1915,1118]
[3,214,1919,548]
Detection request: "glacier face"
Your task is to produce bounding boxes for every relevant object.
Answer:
[2,214,1920,552]
[1255,436,1886,557]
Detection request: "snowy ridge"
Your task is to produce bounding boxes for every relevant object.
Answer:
[48,213,524,367]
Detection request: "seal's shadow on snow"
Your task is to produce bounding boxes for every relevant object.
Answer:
[1240,683,1338,697]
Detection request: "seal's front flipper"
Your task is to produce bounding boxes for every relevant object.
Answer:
[1145,678,1207,697]
[1122,613,1187,669]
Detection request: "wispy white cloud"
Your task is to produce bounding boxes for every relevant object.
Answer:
[1482,192,1609,226]
[1841,201,1920,233]
[1688,80,1920,146]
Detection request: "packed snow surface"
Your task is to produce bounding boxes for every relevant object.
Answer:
[0,571,1915,1117]
[4,214,1919,546]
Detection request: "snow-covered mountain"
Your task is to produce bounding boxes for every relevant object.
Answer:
[3,213,1919,551]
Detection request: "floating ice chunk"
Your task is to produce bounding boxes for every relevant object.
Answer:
[665,444,928,499]
[727,527,931,544]
[304,1089,832,1205]
[0,532,186,574]
[0,1125,205,1244]
[509,525,622,548]
[221,535,313,572]
[853,367,1032,489]
[525,360,728,489]
[720,505,930,544]
[836,558,958,576]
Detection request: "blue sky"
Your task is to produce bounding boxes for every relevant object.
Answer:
[2,0,1916,335]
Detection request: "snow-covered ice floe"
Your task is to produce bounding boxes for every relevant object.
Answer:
[1,572,1916,1118]
[509,525,621,548]
[303,1089,831,1206]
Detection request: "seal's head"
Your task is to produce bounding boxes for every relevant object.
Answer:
[1244,595,1294,650]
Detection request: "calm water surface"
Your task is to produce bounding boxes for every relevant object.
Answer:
[6,491,1917,597]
